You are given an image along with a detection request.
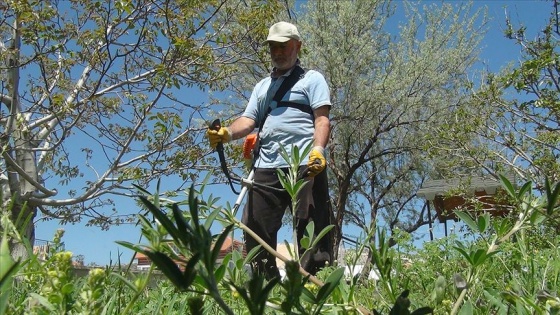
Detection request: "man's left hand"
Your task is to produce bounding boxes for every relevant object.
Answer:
[307,146,326,177]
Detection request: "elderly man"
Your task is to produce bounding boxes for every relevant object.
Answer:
[207,21,332,279]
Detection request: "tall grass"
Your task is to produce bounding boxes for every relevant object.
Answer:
[2,174,559,314]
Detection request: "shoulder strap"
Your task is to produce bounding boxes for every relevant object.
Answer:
[257,65,307,130]
[252,66,310,164]
[272,65,305,103]
[274,66,313,116]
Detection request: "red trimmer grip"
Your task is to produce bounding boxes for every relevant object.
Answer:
[243,134,257,160]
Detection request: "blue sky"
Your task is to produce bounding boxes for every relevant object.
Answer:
[34,0,555,266]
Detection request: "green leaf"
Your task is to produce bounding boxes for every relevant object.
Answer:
[115,240,142,253]
[305,221,315,239]
[517,181,532,200]
[144,250,188,290]
[311,225,334,249]
[132,183,153,198]
[243,246,262,266]
[545,178,560,215]
[214,263,227,283]
[109,271,140,293]
[292,180,307,195]
[0,227,19,285]
[29,293,57,312]
[501,290,518,304]
[187,296,204,315]
[455,211,478,232]
[529,210,545,225]
[204,207,221,231]
[61,283,74,294]
[277,171,291,193]
[499,174,516,198]
[188,185,200,229]
[210,225,233,265]
[453,244,473,265]
[232,251,244,270]
[0,260,19,289]
[300,286,317,304]
[182,254,200,288]
[0,259,20,315]
[315,267,344,303]
[172,203,188,236]
[472,248,487,267]
[139,196,182,243]
[300,236,311,250]
[431,275,446,304]
[458,300,474,315]
[492,219,512,238]
[483,289,508,314]
[477,213,490,233]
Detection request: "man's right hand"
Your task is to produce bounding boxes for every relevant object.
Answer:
[207,126,231,149]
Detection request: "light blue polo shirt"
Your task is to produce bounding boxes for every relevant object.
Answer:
[242,67,331,168]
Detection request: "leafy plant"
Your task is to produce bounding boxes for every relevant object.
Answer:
[0,214,23,314]
[373,290,433,315]
[447,175,560,314]
[277,143,334,270]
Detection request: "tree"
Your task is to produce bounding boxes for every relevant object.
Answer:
[0,0,284,260]
[431,0,560,189]
[215,0,489,262]
[298,0,488,259]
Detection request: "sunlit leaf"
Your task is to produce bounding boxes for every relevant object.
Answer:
[210,225,233,265]
[545,178,560,215]
[138,196,182,244]
[453,243,473,266]
[315,267,344,303]
[477,213,490,233]
[455,211,477,232]
[472,248,487,267]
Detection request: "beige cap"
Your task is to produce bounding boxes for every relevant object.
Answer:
[266,21,301,42]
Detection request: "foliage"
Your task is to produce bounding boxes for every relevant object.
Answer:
[432,0,560,188]
[118,145,356,314]
[294,0,489,260]
[0,214,23,314]
[2,175,560,314]
[3,1,560,314]
[0,0,285,259]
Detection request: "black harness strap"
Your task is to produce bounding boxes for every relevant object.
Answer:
[252,66,311,164]
[272,66,306,108]
[271,66,313,117]
[211,66,312,194]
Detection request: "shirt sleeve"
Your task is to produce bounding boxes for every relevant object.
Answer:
[306,70,332,110]
[242,78,268,125]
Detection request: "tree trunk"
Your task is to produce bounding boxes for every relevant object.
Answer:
[3,16,39,261]
[4,195,37,261]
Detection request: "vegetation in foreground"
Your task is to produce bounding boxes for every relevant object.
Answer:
[1,175,559,314]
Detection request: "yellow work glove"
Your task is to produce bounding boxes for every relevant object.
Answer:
[307,146,326,177]
[206,126,231,149]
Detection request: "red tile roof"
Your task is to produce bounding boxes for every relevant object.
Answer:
[134,237,246,268]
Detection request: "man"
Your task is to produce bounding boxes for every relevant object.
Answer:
[207,21,332,279]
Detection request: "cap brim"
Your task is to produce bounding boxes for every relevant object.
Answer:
[266,36,292,43]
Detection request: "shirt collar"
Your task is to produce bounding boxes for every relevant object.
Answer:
[271,59,301,79]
